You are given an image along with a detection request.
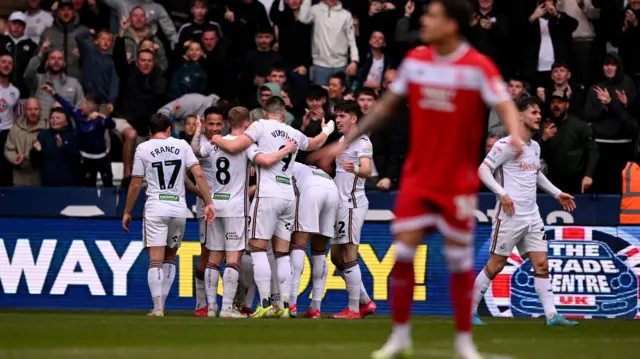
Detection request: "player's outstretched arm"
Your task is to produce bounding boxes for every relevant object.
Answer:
[253,139,297,167]
[306,118,335,151]
[211,134,253,153]
[184,174,203,199]
[536,171,562,198]
[190,116,206,158]
[346,92,402,144]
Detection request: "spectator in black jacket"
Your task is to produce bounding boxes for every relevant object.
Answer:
[0,12,37,99]
[224,0,271,57]
[200,27,234,99]
[352,30,394,93]
[176,0,224,47]
[616,0,640,92]
[468,0,510,77]
[292,85,330,164]
[369,70,407,191]
[76,30,119,108]
[522,0,578,89]
[113,20,167,182]
[241,25,283,107]
[585,53,639,194]
[30,107,82,186]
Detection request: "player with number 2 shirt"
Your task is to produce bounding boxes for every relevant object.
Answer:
[311,0,523,358]
[210,96,334,319]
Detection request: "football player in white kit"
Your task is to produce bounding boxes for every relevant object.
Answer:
[189,107,225,316]
[122,114,215,317]
[289,163,340,318]
[327,101,377,319]
[210,96,334,318]
[474,97,578,326]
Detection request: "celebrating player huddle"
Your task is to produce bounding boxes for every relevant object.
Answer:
[123,97,378,319]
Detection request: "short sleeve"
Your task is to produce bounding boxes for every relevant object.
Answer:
[132,148,145,177]
[357,138,373,158]
[198,142,215,157]
[389,59,410,96]
[246,144,263,163]
[292,128,310,151]
[185,146,199,170]
[478,57,510,107]
[244,121,263,142]
[482,139,513,170]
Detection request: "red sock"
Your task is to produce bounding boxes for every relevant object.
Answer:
[450,270,473,333]
[391,261,414,324]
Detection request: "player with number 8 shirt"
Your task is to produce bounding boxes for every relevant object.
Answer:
[210,96,335,319]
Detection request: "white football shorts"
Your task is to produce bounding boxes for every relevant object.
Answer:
[248,197,295,241]
[331,206,368,245]
[143,216,186,248]
[295,187,340,238]
[204,217,246,251]
[490,218,546,257]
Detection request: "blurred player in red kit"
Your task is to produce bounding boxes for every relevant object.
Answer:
[312,0,524,358]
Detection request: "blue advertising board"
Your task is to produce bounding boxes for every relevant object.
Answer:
[0,187,624,225]
[1,218,639,318]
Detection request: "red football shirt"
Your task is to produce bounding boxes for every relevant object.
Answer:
[389,43,510,196]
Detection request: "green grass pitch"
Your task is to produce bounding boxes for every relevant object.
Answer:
[0,311,637,359]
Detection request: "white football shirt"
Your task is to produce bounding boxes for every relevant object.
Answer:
[482,136,542,221]
[293,163,339,194]
[194,134,215,219]
[200,134,251,217]
[335,136,373,208]
[0,84,20,130]
[244,119,310,200]
[133,137,199,217]
[25,10,54,44]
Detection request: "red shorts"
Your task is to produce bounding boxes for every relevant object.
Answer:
[391,190,477,244]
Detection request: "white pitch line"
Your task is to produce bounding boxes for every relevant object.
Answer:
[415,349,516,359]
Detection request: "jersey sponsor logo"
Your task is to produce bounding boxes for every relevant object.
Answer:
[519,162,538,171]
[213,193,230,200]
[478,227,640,319]
[311,171,331,180]
[418,87,456,112]
[159,194,180,201]
[0,99,8,113]
[276,176,291,185]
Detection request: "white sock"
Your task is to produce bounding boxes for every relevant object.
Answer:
[267,251,280,307]
[290,249,306,307]
[222,266,240,311]
[311,254,328,312]
[276,255,293,308]
[245,284,256,307]
[162,262,175,306]
[148,266,164,311]
[534,276,557,319]
[359,283,371,304]
[251,251,272,308]
[343,263,362,313]
[239,254,254,288]
[195,268,207,310]
[472,269,492,314]
[391,323,412,344]
[204,264,220,312]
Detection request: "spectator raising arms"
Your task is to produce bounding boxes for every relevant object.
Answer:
[30,107,82,187]
[76,29,119,109]
[41,84,115,187]
[40,0,91,80]
[3,98,47,186]
[24,40,84,122]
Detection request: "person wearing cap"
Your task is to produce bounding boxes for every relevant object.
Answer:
[584,52,638,194]
[0,12,38,99]
[540,89,599,195]
[536,62,586,120]
[25,0,54,44]
[39,0,91,81]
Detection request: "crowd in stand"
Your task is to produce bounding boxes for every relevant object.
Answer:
[0,0,639,195]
